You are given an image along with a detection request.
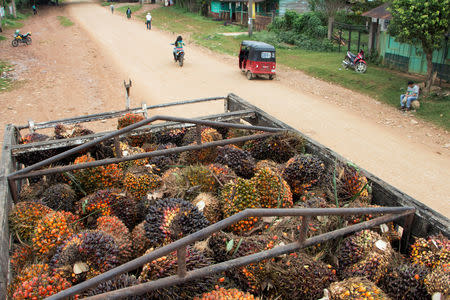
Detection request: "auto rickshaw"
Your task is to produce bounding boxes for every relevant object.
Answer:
[239,40,276,80]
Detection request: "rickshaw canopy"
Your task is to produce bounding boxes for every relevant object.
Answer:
[241,40,276,52]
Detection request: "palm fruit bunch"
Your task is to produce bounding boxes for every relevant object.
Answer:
[69,154,123,194]
[9,263,49,296]
[83,274,144,299]
[54,124,94,139]
[131,221,152,258]
[328,277,390,300]
[220,178,259,234]
[9,201,53,243]
[32,211,77,259]
[337,230,393,283]
[144,198,209,247]
[50,230,119,284]
[267,252,337,300]
[255,159,282,173]
[154,127,187,146]
[179,165,218,200]
[10,244,33,276]
[12,269,71,300]
[147,143,179,174]
[117,113,150,146]
[328,162,371,204]
[40,183,77,212]
[16,133,55,166]
[425,264,450,295]
[76,189,139,230]
[116,142,149,170]
[282,154,326,196]
[97,216,132,264]
[194,286,258,300]
[225,128,253,146]
[124,166,162,199]
[180,128,223,164]
[192,193,222,224]
[215,146,256,179]
[18,181,47,202]
[378,264,430,300]
[139,246,215,299]
[410,234,450,270]
[243,131,305,163]
[250,167,293,208]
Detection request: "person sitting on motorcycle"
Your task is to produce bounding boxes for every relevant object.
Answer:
[171,36,185,61]
[14,30,21,38]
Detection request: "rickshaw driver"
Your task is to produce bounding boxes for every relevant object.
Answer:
[239,48,249,69]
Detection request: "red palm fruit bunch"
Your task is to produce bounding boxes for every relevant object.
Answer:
[266,253,338,300]
[76,189,138,230]
[154,127,187,146]
[117,113,151,147]
[220,178,259,234]
[32,211,76,259]
[192,193,222,224]
[10,244,33,276]
[215,146,256,179]
[144,198,209,247]
[328,277,389,300]
[97,216,132,264]
[194,286,258,300]
[82,274,144,299]
[328,162,371,205]
[70,154,123,194]
[337,230,393,283]
[9,201,53,243]
[243,131,305,163]
[139,246,216,299]
[9,263,49,296]
[410,234,449,270]
[131,221,152,258]
[378,263,430,300]
[425,263,450,295]
[54,124,94,139]
[207,163,236,187]
[147,143,179,174]
[124,166,162,199]
[12,270,72,300]
[41,183,77,212]
[16,133,55,166]
[250,167,293,208]
[50,230,119,284]
[282,154,326,197]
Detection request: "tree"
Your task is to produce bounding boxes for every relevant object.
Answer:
[308,0,347,40]
[389,0,450,94]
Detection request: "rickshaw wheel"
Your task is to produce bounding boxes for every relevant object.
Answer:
[246,71,253,80]
[269,74,274,80]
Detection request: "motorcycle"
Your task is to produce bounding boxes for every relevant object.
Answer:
[12,32,32,47]
[342,49,367,73]
[172,44,185,67]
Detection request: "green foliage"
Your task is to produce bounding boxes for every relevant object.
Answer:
[0,61,14,92]
[116,4,142,14]
[57,16,74,27]
[0,35,6,41]
[101,1,110,6]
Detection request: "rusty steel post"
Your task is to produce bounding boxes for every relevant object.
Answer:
[298,216,310,244]
[177,246,187,278]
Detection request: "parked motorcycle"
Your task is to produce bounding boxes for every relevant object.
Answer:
[12,32,32,47]
[342,49,367,73]
[174,47,184,67]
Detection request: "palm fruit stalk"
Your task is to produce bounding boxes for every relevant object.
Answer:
[97,216,132,264]
[282,154,326,197]
[192,193,222,224]
[215,146,256,179]
[328,277,390,300]
[50,230,119,284]
[41,183,77,212]
[144,198,209,248]
[378,264,430,300]
[139,246,215,299]
[243,131,305,163]
[220,178,260,234]
[194,286,258,300]
[250,167,293,208]
[124,165,162,200]
[9,201,53,243]
[117,113,151,147]
[83,274,144,299]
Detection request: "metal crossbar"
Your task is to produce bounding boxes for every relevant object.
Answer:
[47,207,415,300]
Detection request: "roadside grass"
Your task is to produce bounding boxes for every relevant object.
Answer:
[0,61,14,92]
[101,1,110,6]
[148,6,450,130]
[57,16,74,27]
[0,36,6,41]
[117,4,142,15]
[1,11,32,31]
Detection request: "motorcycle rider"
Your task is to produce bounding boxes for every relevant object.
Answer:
[171,36,185,62]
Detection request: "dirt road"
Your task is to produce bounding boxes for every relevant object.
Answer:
[1,2,449,217]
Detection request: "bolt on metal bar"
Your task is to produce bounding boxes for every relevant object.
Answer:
[177,246,187,278]
[9,133,276,181]
[46,207,414,300]
[80,211,413,300]
[8,115,285,179]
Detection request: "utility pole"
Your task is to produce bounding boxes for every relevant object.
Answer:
[248,0,253,37]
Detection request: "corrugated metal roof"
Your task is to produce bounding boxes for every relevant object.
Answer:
[362,3,392,20]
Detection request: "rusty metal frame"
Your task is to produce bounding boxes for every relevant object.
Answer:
[47,207,415,300]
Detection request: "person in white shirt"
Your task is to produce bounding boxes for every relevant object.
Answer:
[400,81,419,111]
[146,12,152,30]
[110,3,114,14]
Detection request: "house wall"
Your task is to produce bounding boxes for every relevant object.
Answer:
[379,32,450,81]
[279,0,309,16]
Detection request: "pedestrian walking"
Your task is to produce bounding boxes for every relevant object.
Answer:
[146,12,152,30]
[32,4,37,15]
[126,7,131,19]
[110,3,114,14]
